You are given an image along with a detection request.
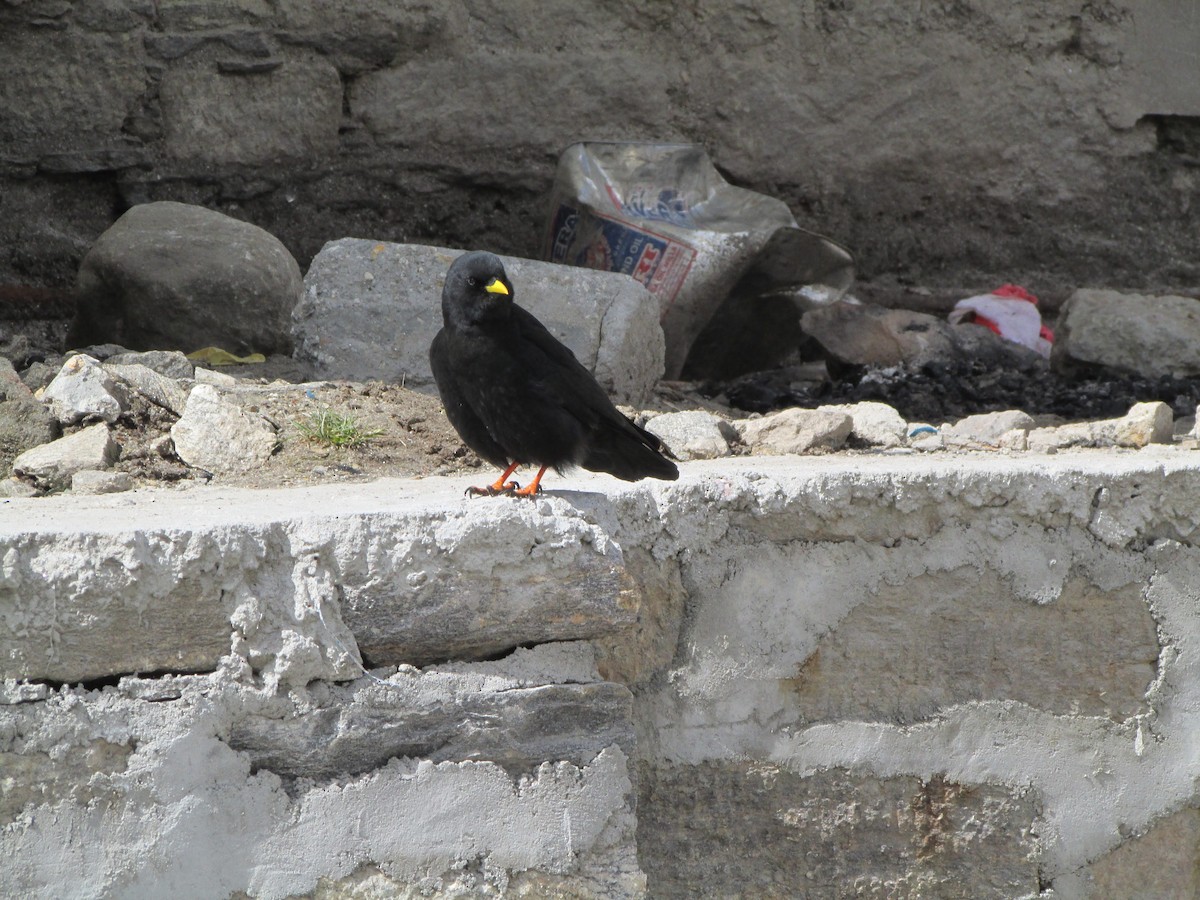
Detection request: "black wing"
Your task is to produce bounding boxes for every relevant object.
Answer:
[512,307,679,482]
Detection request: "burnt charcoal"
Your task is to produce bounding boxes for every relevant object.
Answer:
[718,362,1200,424]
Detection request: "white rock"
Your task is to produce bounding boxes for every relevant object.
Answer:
[825,401,907,448]
[12,423,121,490]
[1027,422,1097,452]
[644,410,732,460]
[71,470,135,495]
[41,354,129,424]
[735,408,852,455]
[1107,401,1174,448]
[170,384,279,474]
[944,410,1036,448]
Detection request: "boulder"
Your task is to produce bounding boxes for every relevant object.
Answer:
[72,201,302,356]
[170,384,279,474]
[1052,289,1200,379]
[292,240,665,406]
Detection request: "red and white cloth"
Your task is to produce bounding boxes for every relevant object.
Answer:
[948,284,1054,358]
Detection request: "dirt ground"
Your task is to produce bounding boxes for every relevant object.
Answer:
[104,359,732,494]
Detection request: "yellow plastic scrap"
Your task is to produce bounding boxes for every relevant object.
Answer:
[186,347,267,366]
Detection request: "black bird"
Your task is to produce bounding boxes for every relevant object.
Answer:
[430,251,679,497]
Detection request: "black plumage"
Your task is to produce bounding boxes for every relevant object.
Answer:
[430,251,679,497]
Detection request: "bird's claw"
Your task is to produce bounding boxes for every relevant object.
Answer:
[465,480,520,498]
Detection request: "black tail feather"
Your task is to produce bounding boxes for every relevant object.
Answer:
[582,419,679,482]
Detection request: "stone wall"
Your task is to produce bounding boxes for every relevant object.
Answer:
[3,453,1200,897]
[2,1,1198,298]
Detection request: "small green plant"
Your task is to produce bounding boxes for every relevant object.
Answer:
[294,409,384,448]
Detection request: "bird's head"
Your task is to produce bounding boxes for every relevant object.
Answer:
[441,251,514,327]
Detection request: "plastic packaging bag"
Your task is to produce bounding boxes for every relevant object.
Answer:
[948,284,1054,358]
[544,142,854,378]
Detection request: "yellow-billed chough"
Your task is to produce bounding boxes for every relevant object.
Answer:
[430,251,679,497]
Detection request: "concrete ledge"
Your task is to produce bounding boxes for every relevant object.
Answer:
[3,452,1200,896]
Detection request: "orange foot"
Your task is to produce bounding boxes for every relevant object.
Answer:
[509,465,548,499]
[466,481,519,497]
[466,461,521,498]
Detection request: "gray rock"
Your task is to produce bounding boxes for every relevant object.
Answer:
[644,411,732,461]
[70,470,135,495]
[735,408,853,455]
[72,201,302,357]
[12,423,121,491]
[293,240,665,406]
[944,410,1037,448]
[825,401,907,448]
[0,358,60,475]
[170,384,279,474]
[106,350,195,380]
[105,362,189,416]
[41,354,129,425]
[1053,289,1200,378]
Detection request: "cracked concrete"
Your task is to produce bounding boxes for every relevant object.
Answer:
[3,452,1200,897]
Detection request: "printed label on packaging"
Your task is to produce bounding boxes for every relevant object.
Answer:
[548,204,695,308]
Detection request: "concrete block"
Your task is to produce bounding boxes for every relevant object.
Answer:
[292,240,665,406]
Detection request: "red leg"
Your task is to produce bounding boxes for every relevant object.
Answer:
[511,465,548,498]
[466,460,521,497]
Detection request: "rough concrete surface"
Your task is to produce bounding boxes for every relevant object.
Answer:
[3,453,1200,897]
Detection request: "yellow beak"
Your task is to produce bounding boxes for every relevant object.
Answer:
[484,277,510,296]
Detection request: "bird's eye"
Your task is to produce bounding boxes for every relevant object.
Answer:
[467,276,477,287]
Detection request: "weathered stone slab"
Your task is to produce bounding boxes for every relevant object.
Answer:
[0,485,636,682]
[1085,806,1200,899]
[228,678,633,779]
[292,239,665,405]
[786,570,1160,724]
[0,671,638,898]
[1053,289,1200,378]
[638,763,1041,899]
